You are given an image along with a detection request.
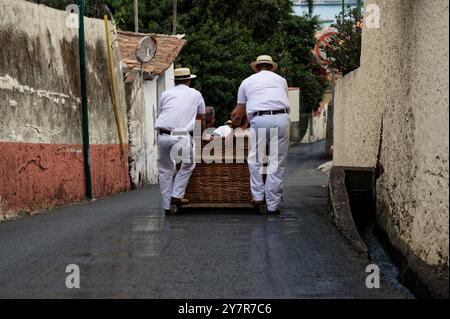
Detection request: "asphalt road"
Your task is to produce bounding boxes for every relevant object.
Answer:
[0,141,409,298]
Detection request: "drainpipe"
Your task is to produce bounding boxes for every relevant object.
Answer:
[78,0,93,199]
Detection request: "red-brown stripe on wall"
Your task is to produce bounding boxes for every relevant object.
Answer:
[0,142,130,214]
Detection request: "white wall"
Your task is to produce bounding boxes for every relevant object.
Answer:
[301,103,328,143]
[143,79,158,185]
[288,88,300,122]
[164,64,175,91]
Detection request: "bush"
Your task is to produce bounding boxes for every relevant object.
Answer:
[326,7,363,76]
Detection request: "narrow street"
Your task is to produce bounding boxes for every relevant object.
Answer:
[0,142,409,298]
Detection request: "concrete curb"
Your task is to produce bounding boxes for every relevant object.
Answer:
[328,166,369,258]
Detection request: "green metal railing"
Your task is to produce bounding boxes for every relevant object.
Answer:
[77,0,93,199]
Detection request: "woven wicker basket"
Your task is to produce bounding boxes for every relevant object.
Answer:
[183,136,252,207]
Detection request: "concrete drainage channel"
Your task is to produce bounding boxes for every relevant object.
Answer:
[329,166,415,298]
[344,170,414,297]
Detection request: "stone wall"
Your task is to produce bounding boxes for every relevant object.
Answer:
[0,0,130,219]
[332,0,449,287]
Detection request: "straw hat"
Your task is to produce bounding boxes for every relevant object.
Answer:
[250,55,278,72]
[174,67,197,80]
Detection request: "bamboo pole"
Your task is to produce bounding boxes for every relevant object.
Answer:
[104,15,125,156]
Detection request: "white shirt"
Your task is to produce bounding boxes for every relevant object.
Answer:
[237,70,290,116]
[156,84,206,132]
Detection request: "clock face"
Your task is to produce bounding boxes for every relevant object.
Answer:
[136,36,157,63]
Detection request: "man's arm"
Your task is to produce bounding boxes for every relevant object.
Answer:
[236,103,246,110]
[284,78,289,98]
[197,94,207,132]
[232,82,247,127]
[196,114,206,132]
[231,103,246,128]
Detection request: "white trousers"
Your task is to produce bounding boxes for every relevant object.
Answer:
[248,113,290,211]
[157,134,195,210]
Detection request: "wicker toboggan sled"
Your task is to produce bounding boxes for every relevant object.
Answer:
[174,136,263,212]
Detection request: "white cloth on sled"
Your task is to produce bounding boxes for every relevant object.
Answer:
[213,125,233,137]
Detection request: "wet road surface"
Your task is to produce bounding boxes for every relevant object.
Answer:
[0,141,410,298]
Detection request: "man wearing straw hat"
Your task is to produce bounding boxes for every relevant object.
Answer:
[233,55,290,214]
[156,67,206,215]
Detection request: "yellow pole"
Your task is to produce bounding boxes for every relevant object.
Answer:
[104,15,125,156]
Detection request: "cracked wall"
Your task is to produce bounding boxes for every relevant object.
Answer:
[333,0,449,272]
[0,0,130,219]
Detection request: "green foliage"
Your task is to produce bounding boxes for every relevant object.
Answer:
[326,6,363,75]
[179,19,259,122]
[107,0,173,33]
[18,210,31,218]
[106,0,328,123]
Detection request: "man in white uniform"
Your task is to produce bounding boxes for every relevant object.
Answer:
[234,55,290,214]
[156,67,206,214]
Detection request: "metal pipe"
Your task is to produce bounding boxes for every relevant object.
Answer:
[173,0,177,34]
[134,0,138,33]
[78,0,93,199]
[104,15,126,156]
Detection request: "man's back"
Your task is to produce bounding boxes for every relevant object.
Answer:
[156,84,205,132]
[238,70,289,115]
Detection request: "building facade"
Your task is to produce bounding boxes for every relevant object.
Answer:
[293,0,357,26]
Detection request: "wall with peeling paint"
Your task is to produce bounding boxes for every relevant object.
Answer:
[0,0,130,219]
[125,65,175,188]
[333,0,449,274]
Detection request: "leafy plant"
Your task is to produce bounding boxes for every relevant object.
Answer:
[326,6,363,76]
